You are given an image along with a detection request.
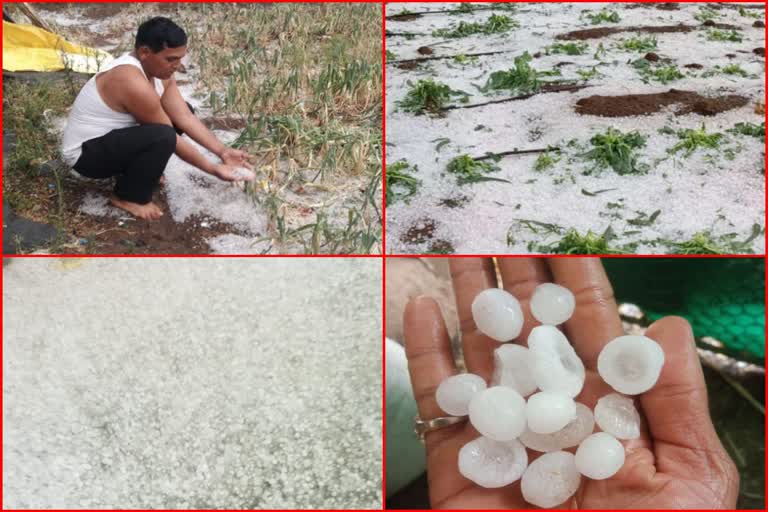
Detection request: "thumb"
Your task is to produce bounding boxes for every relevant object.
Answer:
[640,316,738,494]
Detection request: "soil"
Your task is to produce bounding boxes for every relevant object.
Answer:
[754,47,766,57]
[644,52,660,62]
[396,61,420,70]
[656,3,680,10]
[400,218,435,244]
[684,63,704,69]
[557,24,695,41]
[417,46,433,55]
[555,61,574,68]
[427,239,454,254]
[754,21,765,28]
[438,195,470,209]
[575,89,749,118]
[702,20,740,29]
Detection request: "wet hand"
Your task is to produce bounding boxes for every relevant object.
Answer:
[212,163,256,183]
[220,148,255,170]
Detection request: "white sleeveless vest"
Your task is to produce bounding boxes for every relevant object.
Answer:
[60,53,165,166]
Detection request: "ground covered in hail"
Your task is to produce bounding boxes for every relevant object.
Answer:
[385,2,765,254]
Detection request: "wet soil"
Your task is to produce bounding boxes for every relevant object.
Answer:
[396,61,420,70]
[427,239,454,254]
[401,218,435,245]
[558,24,695,41]
[438,195,470,209]
[754,47,766,57]
[644,52,660,62]
[417,46,433,55]
[388,13,423,22]
[575,89,749,118]
[684,63,704,69]
[702,20,741,30]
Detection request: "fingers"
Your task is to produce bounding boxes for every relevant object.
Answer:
[496,258,552,344]
[548,258,623,369]
[403,296,458,420]
[640,316,736,486]
[449,258,498,379]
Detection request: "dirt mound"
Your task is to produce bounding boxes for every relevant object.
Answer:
[417,46,433,55]
[684,63,704,69]
[557,24,694,41]
[754,20,765,28]
[388,13,422,21]
[656,3,680,10]
[702,20,740,29]
[575,89,749,117]
[401,218,435,244]
[754,47,766,57]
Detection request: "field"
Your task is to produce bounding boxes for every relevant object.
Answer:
[3,3,382,254]
[385,2,765,254]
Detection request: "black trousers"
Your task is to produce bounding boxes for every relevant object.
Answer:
[71,103,195,205]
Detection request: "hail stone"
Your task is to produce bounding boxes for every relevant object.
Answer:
[521,451,581,508]
[468,386,526,442]
[528,326,585,397]
[436,373,487,416]
[519,402,595,453]
[575,432,625,480]
[458,436,528,488]
[597,335,665,395]
[526,391,577,434]
[471,288,524,342]
[594,393,641,440]
[491,344,537,396]
[530,283,576,326]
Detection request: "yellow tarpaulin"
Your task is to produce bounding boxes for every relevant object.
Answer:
[2,21,113,73]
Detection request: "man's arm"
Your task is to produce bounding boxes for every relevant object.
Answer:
[161,79,229,156]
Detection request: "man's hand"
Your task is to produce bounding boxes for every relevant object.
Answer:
[212,163,256,182]
[220,148,255,170]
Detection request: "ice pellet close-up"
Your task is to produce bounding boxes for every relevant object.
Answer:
[443,283,668,508]
[436,373,488,416]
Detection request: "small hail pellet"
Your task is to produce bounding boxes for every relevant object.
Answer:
[594,393,641,440]
[471,288,524,342]
[435,373,487,416]
[521,451,581,508]
[528,325,586,397]
[597,335,665,395]
[491,344,537,396]
[530,283,576,325]
[575,432,625,480]
[458,436,528,488]
[468,386,526,442]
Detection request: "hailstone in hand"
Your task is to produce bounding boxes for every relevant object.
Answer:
[519,402,595,452]
[521,451,581,508]
[526,391,576,434]
[458,437,528,488]
[597,335,665,395]
[594,393,641,440]
[528,326,585,397]
[530,283,576,325]
[436,373,487,416]
[468,386,526,442]
[471,288,524,342]
[575,432,625,480]
[491,344,537,396]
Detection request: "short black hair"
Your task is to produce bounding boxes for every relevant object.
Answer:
[135,17,187,52]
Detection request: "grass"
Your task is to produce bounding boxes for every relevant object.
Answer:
[672,226,762,254]
[738,6,762,19]
[722,63,749,77]
[618,36,658,52]
[432,14,518,38]
[543,229,620,254]
[386,160,420,206]
[446,155,502,185]
[583,9,620,25]
[479,52,541,94]
[728,122,765,141]
[533,150,561,171]
[398,79,468,114]
[386,50,397,61]
[583,128,648,175]
[694,6,720,22]
[546,42,589,55]
[668,125,723,157]
[577,67,601,81]
[633,59,685,84]
[707,29,743,42]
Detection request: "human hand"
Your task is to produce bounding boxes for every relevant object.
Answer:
[403,258,739,509]
[220,147,255,170]
[212,163,256,183]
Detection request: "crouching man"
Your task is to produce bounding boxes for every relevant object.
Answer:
[61,16,254,220]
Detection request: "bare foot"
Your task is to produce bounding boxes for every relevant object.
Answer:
[109,195,163,220]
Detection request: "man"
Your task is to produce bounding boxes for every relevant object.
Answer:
[61,17,254,220]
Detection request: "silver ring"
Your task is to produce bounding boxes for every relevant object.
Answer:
[414,415,467,442]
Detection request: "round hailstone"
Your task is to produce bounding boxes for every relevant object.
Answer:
[519,402,595,453]
[458,436,528,488]
[436,373,487,416]
[521,451,581,508]
[528,326,585,397]
[597,335,665,395]
[530,283,576,326]
[594,393,641,440]
[526,391,577,434]
[468,386,526,442]
[491,344,537,396]
[575,432,625,480]
[471,288,524,342]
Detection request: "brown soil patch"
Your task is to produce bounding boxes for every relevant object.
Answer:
[388,13,423,21]
[438,195,470,209]
[396,61,420,70]
[575,89,749,118]
[684,63,704,69]
[417,46,433,55]
[555,61,574,68]
[754,48,766,57]
[201,116,248,130]
[754,21,765,28]
[656,3,680,11]
[557,24,695,41]
[702,20,740,29]
[644,52,660,62]
[427,239,454,254]
[401,218,435,244]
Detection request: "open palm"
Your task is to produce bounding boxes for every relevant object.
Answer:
[403,258,738,509]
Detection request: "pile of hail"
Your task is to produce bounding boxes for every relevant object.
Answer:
[435,283,665,508]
